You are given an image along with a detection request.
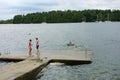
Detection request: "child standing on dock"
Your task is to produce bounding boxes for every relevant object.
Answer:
[28,39,32,57]
[35,37,40,58]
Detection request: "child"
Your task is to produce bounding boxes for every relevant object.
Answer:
[35,37,40,58]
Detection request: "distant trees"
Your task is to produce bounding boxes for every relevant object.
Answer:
[0,19,13,24]
[0,9,120,24]
[13,15,23,23]
[111,10,120,21]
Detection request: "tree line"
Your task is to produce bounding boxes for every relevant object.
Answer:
[0,19,13,24]
[0,9,120,24]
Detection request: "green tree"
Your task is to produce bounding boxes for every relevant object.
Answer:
[13,15,23,23]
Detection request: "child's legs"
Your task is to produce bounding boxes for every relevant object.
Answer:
[37,49,40,56]
[29,48,32,56]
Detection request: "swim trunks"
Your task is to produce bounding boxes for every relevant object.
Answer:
[36,45,39,49]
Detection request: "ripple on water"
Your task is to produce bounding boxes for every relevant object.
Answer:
[35,61,120,80]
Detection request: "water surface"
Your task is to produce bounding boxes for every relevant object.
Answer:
[0,22,120,80]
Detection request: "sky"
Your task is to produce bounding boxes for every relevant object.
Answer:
[0,0,120,20]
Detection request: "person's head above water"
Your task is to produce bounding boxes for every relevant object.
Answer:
[36,37,38,40]
[29,39,32,42]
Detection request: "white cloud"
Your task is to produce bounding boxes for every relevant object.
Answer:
[0,0,120,20]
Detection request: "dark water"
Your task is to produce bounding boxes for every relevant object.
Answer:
[0,22,120,79]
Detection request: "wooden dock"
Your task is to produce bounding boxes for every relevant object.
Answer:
[0,50,92,80]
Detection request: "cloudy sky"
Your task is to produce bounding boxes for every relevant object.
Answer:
[0,0,120,20]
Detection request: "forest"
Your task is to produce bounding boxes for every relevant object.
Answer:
[0,9,120,24]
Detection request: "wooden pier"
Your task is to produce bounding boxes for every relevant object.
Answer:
[0,50,92,80]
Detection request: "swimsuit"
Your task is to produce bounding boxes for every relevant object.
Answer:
[36,45,39,49]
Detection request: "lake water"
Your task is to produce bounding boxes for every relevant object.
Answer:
[0,22,120,80]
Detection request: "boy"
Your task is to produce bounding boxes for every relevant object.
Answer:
[36,38,40,58]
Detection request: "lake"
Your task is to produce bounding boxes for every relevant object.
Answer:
[0,22,120,80]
